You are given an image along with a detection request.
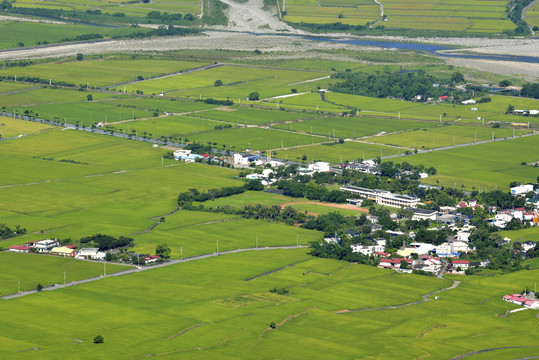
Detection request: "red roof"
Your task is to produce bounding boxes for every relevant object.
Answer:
[10,245,30,250]
[149,255,161,259]
[452,260,469,264]
[515,207,526,211]
[439,95,449,99]
[65,245,77,249]
[201,154,209,158]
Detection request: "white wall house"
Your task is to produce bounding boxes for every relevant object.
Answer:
[76,248,106,260]
[511,184,533,196]
[34,239,59,252]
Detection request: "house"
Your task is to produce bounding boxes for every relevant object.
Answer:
[173,149,191,160]
[451,259,469,270]
[308,162,331,173]
[435,243,453,257]
[144,255,161,263]
[34,239,59,252]
[324,235,341,245]
[456,231,471,242]
[521,241,536,252]
[419,172,429,179]
[511,184,533,196]
[461,99,477,105]
[8,245,31,253]
[411,208,438,221]
[451,241,471,253]
[351,239,386,255]
[233,153,262,166]
[347,198,364,206]
[51,246,76,257]
[503,294,539,309]
[378,258,414,273]
[408,242,436,254]
[76,248,106,260]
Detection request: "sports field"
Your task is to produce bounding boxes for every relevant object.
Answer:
[0,249,538,359]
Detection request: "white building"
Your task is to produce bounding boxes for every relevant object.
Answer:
[411,208,438,221]
[451,241,471,253]
[233,153,262,166]
[461,99,477,105]
[340,186,420,208]
[511,184,533,196]
[34,239,59,252]
[456,231,471,242]
[409,242,435,254]
[308,162,330,173]
[351,239,386,255]
[76,248,106,260]
[173,149,191,159]
[435,243,452,256]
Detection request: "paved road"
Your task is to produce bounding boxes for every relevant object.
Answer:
[448,346,538,360]
[0,246,308,300]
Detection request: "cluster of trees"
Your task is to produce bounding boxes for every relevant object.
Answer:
[505,0,533,35]
[195,98,234,106]
[308,240,379,265]
[464,230,522,271]
[520,82,539,99]
[146,11,195,22]
[0,75,75,87]
[80,234,134,251]
[177,181,263,206]
[329,70,450,100]
[118,25,200,40]
[0,224,27,239]
[275,180,348,203]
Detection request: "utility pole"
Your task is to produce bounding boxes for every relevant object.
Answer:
[296,234,299,247]
[216,239,219,254]
[104,260,106,276]
[180,247,183,260]
[64,272,66,285]
[18,280,21,293]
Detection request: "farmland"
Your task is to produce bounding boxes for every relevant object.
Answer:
[0,249,538,359]
[0,116,56,139]
[284,0,517,34]
[0,59,207,87]
[0,252,128,295]
[399,134,539,190]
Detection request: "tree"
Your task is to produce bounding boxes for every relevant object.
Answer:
[269,321,276,329]
[450,72,465,83]
[214,79,223,87]
[253,49,262,55]
[499,79,512,87]
[76,53,84,61]
[36,283,43,292]
[93,335,104,344]
[248,91,260,101]
[155,243,171,259]
[400,260,409,269]
[86,94,93,102]
[506,104,515,114]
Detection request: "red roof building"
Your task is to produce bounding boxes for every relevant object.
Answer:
[9,245,31,253]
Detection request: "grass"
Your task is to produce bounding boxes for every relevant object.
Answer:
[0,116,56,139]
[276,140,401,164]
[187,127,326,151]
[400,135,539,190]
[366,124,531,149]
[0,248,538,359]
[191,106,322,126]
[0,59,207,87]
[501,227,539,243]
[0,252,128,294]
[125,65,331,100]
[0,130,243,244]
[274,115,439,139]
[0,81,35,94]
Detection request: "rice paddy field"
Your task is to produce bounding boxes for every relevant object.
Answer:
[9,0,201,19]
[0,249,538,359]
[0,252,128,295]
[526,3,539,27]
[400,134,539,190]
[125,65,332,100]
[367,124,532,149]
[0,59,207,87]
[284,0,516,34]
[0,116,57,139]
[276,140,401,163]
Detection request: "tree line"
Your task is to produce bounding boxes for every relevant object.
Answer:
[0,223,27,239]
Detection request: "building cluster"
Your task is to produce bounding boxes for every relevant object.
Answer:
[7,239,162,264]
[503,293,539,309]
[340,185,420,208]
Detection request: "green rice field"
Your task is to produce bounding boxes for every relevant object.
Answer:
[0,116,56,139]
